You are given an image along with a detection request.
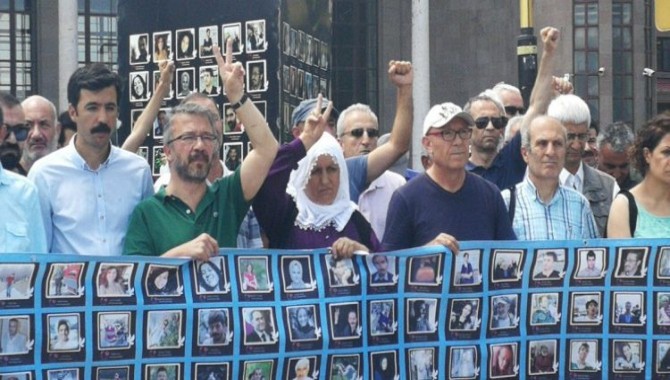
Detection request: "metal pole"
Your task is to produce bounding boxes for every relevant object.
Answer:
[517,0,537,107]
[411,0,430,170]
[59,0,78,111]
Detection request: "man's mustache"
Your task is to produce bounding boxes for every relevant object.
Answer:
[91,123,112,134]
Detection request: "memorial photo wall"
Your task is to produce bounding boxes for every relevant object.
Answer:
[2,238,670,379]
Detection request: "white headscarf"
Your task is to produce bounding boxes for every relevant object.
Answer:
[286,133,357,231]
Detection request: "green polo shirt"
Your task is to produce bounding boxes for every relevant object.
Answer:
[123,169,249,256]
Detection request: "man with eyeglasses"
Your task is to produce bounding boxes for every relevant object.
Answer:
[20,95,61,173]
[0,92,28,175]
[382,102,516,253]
[123,43,278,259]
[549,94,618,237]
[0,105,47,253]
[28,63,154,256]
[597,121,639,191]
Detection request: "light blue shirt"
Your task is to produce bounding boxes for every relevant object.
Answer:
[501,177,599,240]
[0,163,47,253]
[28,141,153,256]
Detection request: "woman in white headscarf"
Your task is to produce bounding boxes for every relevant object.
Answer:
[253,97,379,258]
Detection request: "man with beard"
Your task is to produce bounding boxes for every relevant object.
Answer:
[202,310,227,345]
[20,95,61,173]
[28,63,153,255]
[0,92,27,175]
[123,42,278,258]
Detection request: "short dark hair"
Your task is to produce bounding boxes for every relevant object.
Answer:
[586,250,596,260]
[585,299,598,308]
[631,111,670,176]
[67,63,122,108]
[207,310,227,327]
[0,91,21,109]
[544,251,557,261]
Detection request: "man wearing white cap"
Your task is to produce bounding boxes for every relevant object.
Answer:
[382,102,516,253]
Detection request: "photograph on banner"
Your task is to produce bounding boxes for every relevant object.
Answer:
[610,339,644,374]
[194,308,232,357]
[568,339,600,375]
[152,146,165,177]
[245,19,267,53]
[370,350,398,380]
[143,264,183,300]
[95,263,134,299]
[152,31,172,63]
[247,60,267,93]
[0,315,31,361]
[153,70,174,100]
[611,291,646,334]
[530,248,566,286]
[137,146,148,162]
[571,247,607,285]
[0,263,36,305]
[407,347,436,380]
[223,143,243,173]
[144,309,184,352]
[284,305,320,346]
[405,298,438,342]
[280,255,317,299]
[222,23,242,55]
[131,109,142,131]
[569,292,603,333]
[45,368,79,380]
[199,66,219,96]
[528,339,558,377]
[657,246,670,280]
[369,299,396,338]
[406,254,443,292]
[365,254,398,294]
[45,263,85,299]
[129,71,150,103]
[488,294,520,338]
[242,359,274,380]
[328,302,362,348]
[450,249,482,293]
[95,311,132,353]
[151,108,168,140]
[447,298,480,340]
[656,292,670,335]
[449,345,478,379]
[192,257,229,296]
[43,312,85,363]
[193,362,229,380]
[656,340,670,375]
[175,28,196,61]
[198,25,217,58]
[94,365,131,380]
[144,363,180,380]
[236,256,272,297]
[284,356,318,380]
[176,67,195,99]
[489,342,518,378]
[490,249,524,289]
[613,246,649,286]
[129,33,149,65]
[222,103,243,135]
[327,354,360,380]
[0,372,33,380]
[321,254,361,297]
[241,307,278,352]
[528,292,561,334]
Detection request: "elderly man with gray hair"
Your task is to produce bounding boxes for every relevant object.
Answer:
[597,121,638,190]
[20,95,60,173]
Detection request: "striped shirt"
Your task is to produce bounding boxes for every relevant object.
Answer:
[501,178,599,240]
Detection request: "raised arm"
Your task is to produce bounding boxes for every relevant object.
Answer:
[122,61,174,152]
[365,60,413,183]
[215,40,278,201]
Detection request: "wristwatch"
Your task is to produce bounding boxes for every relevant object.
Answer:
[231,93,249,110]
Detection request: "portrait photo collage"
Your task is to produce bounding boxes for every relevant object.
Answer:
[279,21,330,140]
[128,19,271,177]
[1,239,668,379]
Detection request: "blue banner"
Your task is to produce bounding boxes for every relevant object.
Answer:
[0,238,668,379]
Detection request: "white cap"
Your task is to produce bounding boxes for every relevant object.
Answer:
[422,102,475,136]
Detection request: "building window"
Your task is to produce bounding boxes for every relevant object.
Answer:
[78,0,117,70]
[658,38,670,73]
[0,0,32,98]
[331,0,377,112]
[612,1,634,123]
[573,0,599,123]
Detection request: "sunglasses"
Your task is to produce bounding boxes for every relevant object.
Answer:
[504,106,525,116]
[342,127,379,138]
[474,117,507,130]
[1,123,29,142]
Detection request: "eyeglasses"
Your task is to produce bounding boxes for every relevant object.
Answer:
[567,133,589,142]
[504,106,525,116]
[341,127,379,138]
[166,133,219,146]
[1,123,29,141]
[474,117,507,130]
[426,128,473,142]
